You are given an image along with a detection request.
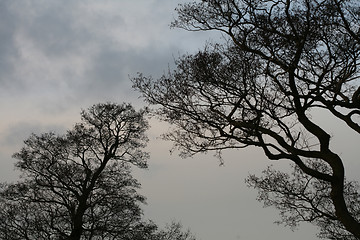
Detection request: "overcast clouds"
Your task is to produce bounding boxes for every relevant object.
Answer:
[0,1,359,240]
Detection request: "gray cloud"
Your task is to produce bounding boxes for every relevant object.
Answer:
[0,0,200,112]
[21,2,89,57]
[0,1,20,88]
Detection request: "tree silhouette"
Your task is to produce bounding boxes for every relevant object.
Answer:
[0,103,152,240]
[246,163,360,239]
[152,221,196,240]
[133,0,360,238]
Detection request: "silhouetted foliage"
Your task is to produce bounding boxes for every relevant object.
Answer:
[246,163,360,239]
[155,221,196,240]
[0,103,152,240]
[0,103,199,240]
[133,0,360,238]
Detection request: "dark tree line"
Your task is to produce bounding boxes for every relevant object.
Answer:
[133,0,360,238]
[0,103,196,240]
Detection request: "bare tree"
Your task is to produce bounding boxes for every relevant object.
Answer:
[0,103,151,240]
[133,0,360,238]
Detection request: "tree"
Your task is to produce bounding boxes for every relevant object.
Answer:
[154,221,196,240]
[133,0,360,238]
[0,103,152,240]
[246,163,360,239]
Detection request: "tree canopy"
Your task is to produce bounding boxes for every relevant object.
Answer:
[133,0,360,238]
[0,103,199,240]
[0,103,178,240]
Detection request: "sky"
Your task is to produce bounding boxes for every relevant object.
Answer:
[0,1,359,240]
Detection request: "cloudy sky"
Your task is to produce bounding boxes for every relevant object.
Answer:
[0,1,359,240]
